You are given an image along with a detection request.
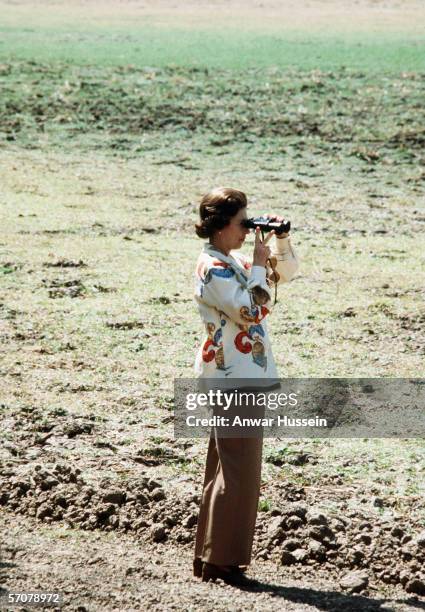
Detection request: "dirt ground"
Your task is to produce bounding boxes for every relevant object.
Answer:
[1,0,425,33]
[2,510,425,612]
[1,405,425,610]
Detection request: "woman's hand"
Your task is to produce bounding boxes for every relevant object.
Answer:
[253,227,274,267]
[265,213,289,238]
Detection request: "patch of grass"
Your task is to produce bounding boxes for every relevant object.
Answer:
[258,498,272,512]
[0,24,424,71]
[1,62,424,158]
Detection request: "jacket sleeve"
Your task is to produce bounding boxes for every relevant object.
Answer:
[198,264,273,326]
[267,235,300,285]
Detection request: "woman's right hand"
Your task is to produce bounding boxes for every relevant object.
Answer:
[252,227,274,267]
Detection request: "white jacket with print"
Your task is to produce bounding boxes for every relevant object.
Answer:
[194,235,300,380]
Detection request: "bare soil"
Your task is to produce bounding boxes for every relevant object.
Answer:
[2,510,425,612]
[1,407,425,610]
[1,0,425,33]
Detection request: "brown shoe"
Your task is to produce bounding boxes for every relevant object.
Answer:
[201,562,253,586]
[193,557,203,578]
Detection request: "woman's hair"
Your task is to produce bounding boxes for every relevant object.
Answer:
[195,187,247,239]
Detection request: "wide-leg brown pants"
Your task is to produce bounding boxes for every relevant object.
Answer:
[194,426,264,566]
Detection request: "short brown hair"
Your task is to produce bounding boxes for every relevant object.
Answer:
[195,187,247,239]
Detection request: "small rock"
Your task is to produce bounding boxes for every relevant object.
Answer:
[287,515,304,530]
[36,503,53,520]
[287,452,312,466]
[292,548,309,563]
[373,497,384,508]
[86,515,98,529]
[54,494,68,509]
[108,515,119,528]
[281,551,296,565]
[282,538,301,551]
[151,489,166,502]
[359,533,372,545]
[135,492,149,506]
[256,549,269,560]
[164,515,178,527]
[268,516,284,534]
[331,518,346,532]
[151,524,167,543]
[40,476,60,490]
[307,511,328,526]
[309,525,333,542]
[102,490,126,505]
[347,547,365,567]
[285,502,307,519]
[183,513,197,529]
[96,504,115,521]
[359,521,372,530]
[391,526,404,539]
[176,530,192,544]
[147,479,161,492]
[133,518,149,531]
[340,570,369,593]
[309,540,327,561]
[342,307,356,318]
[405,578,425,596]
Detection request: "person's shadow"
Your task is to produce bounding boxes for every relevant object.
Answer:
[233,578,425,611]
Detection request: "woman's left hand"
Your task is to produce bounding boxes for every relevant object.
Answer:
[265,214,288,238]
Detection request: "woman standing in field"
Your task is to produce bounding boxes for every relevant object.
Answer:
[192,187,299,584]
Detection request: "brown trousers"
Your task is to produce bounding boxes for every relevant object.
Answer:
[194,426,264,566]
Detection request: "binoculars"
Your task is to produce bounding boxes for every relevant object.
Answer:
[243,217,291,235]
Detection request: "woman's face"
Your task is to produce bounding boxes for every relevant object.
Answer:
[217,207,250,251]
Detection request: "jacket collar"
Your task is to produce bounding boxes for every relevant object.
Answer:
[203,243,249,286]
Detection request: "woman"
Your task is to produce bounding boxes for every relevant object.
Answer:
[192,187,299,584]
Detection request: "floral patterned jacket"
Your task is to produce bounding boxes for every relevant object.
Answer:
[194,236,299,380]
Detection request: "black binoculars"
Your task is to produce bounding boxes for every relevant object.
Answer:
[243,216,291,235]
